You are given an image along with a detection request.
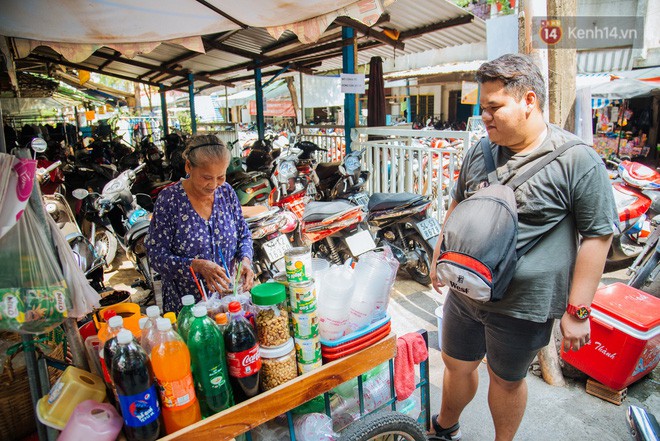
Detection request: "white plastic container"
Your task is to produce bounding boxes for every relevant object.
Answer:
[318,266,354,340]
[348,258,389,332]
[57,400,123,441]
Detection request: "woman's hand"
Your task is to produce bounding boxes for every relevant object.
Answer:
[239,257,255,292]
[191,258,231,294]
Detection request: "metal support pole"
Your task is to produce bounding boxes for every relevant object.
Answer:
[342,26,356,153]
[63,317,89,370]
[37,358,59,441]
[299,72,305,128]
[22,335,48,441]
[225,86,230,123]
[188,73,197,134]
[0,100,6,153]
[406,79,412,124]
[159,84,169,136]
[255,66,265,141]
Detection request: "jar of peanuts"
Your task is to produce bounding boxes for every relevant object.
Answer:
[251,282,290,347]
[259,338,298,391]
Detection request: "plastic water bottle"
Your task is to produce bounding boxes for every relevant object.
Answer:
[177,295,196,342]
[99,315,124,404]
[151,318,201,434]
[188,305,234,417]
[140,305,161,357]
[224,301,261,402]
[112,329,161,441]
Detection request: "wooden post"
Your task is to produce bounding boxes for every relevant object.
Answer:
[547,0,577,132]
[285,77,299,126]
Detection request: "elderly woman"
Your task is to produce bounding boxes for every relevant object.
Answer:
[146,134,254,313]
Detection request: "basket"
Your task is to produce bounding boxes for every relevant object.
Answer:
[0,331,65,441]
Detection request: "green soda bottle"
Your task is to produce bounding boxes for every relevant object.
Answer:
[177,295,196,342]
[188,305,234,417]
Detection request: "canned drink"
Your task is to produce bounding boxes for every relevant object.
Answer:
[291,311,319,339]
[294,336,322,364]
[285,247,312,282]
[298,359,323,375]
[288,279,316,313]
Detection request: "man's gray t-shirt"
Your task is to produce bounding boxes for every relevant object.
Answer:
[451,124,616,322]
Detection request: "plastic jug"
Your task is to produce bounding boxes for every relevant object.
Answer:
[348,256,390,333]
[36,366,106,430]
[57,400,123,441]
[318,266,354,340]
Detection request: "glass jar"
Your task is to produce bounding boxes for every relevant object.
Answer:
[251,283,290,347]
[259,338,297,391]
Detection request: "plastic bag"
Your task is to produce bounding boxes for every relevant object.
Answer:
[0,202,72,333]
[0,154,36,240]
[293,413,338,441]
[47,213,100,318]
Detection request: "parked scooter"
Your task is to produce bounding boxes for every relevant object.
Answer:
[315,148,370,206]
[627,405,660,441]
[245,207,297,281]
[608,159,660,266]
[367,193,440,285]
[227,153,272,206]
[627,218,660,292]
[73,163,156,297]
[36,157,106,291]
[301,199,376,265]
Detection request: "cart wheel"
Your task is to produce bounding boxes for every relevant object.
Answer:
[338,412,427,441]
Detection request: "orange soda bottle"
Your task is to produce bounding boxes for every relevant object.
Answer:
[151,318,201,434]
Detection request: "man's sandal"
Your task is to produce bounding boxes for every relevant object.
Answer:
[428,414,462,441]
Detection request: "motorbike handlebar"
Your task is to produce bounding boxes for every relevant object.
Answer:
[134,163,147,174]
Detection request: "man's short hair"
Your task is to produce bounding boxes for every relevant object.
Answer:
[476,54,546,110]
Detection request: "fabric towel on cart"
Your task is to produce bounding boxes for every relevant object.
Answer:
[394,332,428,401]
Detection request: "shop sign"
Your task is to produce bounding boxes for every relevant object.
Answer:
[461,82,479,105]
[249,100,295,116]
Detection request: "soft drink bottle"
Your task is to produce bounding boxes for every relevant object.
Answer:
[112,329,161,441]
[177,295,196,342]
[224,301,261,402]
[151,318,201,434]
[140,305,161,357]
[100,315,124,403]
[188,305,234,417]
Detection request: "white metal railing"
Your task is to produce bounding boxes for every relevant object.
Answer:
[198,123,240,155]
[297,125,346,163]
[351,127,469,222]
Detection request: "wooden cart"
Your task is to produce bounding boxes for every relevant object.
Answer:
[160,332,431,441]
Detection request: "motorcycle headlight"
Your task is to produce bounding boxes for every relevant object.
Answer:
[277,160,297,183]
[344,155,361,174]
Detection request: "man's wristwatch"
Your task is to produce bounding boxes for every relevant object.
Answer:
[566,304,591,320]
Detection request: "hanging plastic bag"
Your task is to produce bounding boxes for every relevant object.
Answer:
[0,153,37,240]
[0,202,72,333]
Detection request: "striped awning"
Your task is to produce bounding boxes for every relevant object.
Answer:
[591,98,612,109]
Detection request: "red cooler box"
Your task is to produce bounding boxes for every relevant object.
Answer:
[561,283,660,390]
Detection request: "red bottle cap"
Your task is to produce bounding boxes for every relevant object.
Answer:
[228,301,242,313]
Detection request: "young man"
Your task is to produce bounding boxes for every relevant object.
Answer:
[429,53,615,441]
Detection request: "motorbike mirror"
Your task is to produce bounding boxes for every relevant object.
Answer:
[72,188,89,200]
[31,138,47,153]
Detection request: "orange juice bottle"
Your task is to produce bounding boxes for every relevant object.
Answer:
[151,318,201,434]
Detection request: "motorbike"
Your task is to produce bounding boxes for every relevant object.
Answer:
[627,216,660,292]
[163,132,187,181]
[138,134,165,181]
[315,148,370,206]
[608,159,660,266]
[301,199,376,265]
[627,405,660,441]
[367,193,440,285]
[36,157,106,291]
[227,150,272,206]
[245,207,297,281]
[73,163,156,298]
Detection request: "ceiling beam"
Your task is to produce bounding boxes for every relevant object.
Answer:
[202,39,263,61]
[97,50,122,70]
[27,53,163,88]
[399,15,474,40]
[334,17,404,50]
[91,51,233,87]
[194,0,247,28]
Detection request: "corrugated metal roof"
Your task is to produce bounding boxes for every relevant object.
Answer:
[20,0,486,92]
[577,48,634,74]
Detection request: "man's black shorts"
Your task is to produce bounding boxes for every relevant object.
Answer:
[441,292,555,381]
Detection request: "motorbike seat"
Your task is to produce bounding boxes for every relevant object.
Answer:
[303,200,357,222]
[368,192,428,212]
[124,220,150,246]
[229,171,266,187]
[315,162,341,180]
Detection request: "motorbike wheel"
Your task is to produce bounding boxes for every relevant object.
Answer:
[405,233,433,286]
[95,229,118,271]
[629,252,660,291]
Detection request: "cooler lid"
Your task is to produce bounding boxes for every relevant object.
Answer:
[592,283,660,332]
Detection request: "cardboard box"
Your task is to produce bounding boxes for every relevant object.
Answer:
[561,283,660,390]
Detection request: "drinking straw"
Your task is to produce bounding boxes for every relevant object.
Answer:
[233,260,243,296]
[218,250,234,292]
[189,266,208,301]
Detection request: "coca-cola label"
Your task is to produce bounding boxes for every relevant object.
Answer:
[227,345,262,378]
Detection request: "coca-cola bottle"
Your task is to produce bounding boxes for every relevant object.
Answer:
[224,301,261,402]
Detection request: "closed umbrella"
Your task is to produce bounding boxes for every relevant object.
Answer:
[367,56,386,127]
